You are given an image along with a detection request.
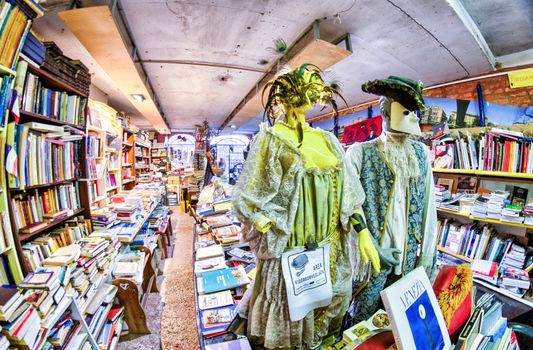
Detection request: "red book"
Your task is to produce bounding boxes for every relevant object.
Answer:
[107,305,124,322]
[12,306,35,337]
[503,140,511,172]
[19,222,47,234]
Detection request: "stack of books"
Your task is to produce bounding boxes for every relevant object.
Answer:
[91,209,118,231]
[21,218,90,270]
[438,192,466,212]
[20,31,45,66]
[486,191,509,220]
[434,185,450,207]
[42,42,91,96]
[112,251,144,285]
[472,193,490,218]
[500,205,524,224]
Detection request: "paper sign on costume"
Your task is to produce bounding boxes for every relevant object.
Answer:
[281,244,332,321]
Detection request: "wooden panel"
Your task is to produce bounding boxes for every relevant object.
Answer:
[231,38,351,127]
[58,7,169,132]
[287,38,351,71]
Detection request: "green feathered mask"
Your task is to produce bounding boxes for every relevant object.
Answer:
[262,64,347,145]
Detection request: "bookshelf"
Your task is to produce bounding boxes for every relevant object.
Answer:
[4,64,91,276]
[437,208,533,230]
[151,145,170,173]
[0,121,24,284]
[122,127,136,189]
[134,134,151,180]
[87,100,122,198]
[433,123,533,316]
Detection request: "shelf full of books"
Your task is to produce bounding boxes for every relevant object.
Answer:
[432,125,533,176]
[121,127,135,190]
[0,0,45,286]
[3,46,92,277]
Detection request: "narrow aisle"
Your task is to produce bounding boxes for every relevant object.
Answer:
[160,207,200,349]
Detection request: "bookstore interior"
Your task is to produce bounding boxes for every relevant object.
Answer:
[0,0,531,350]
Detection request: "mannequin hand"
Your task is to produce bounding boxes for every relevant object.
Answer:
[378,247,401,268]
[358,228,380,273]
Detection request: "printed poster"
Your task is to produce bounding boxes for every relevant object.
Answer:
[281,244,332,321]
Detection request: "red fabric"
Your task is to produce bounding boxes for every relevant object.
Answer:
[342,116,383,144]
[355,331,395,350]
[432,266,472,342]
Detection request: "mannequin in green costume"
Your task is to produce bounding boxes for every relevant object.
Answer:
[232,65,380,349]
[273,103,382,269]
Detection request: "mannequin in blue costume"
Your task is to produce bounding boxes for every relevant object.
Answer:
[346,77,438,323]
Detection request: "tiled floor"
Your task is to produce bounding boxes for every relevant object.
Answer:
[117,206,200,350]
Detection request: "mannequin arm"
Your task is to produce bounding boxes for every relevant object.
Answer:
[350,213,402,271]
[350,214,380,273]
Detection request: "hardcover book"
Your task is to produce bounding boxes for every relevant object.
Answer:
[199,304,238,335]
[380,267,450,350]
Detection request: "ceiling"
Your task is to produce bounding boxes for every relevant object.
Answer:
[35,0,532,132]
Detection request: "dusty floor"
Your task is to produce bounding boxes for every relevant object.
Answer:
[117,206,200,350]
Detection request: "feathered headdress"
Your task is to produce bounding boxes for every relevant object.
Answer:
[262,64,346,145]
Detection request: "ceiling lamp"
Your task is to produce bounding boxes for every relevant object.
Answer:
[131,94,146,102]
[58,5,170,133]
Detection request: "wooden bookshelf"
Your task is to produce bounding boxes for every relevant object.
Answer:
[437,208,533,230]
[9,177,80,192]
[24,59,87,98]
[0,64,16,76]
[17,208,86,241]
[19,110,85,130]
[437,246,473,263]
[5,54,92,275]
[122,127,136,190]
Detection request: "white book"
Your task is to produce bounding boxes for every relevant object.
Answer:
[23,122,64,133]
[380,267,451,350]
[194,256,226,276]
[196,245,224,260]
[198,290,234,310]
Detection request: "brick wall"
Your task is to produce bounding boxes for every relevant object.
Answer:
[424,67,533,107]
[309,65,533,124]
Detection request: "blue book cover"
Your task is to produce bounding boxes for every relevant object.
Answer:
[201,266,249,294]
[201,268,239,294]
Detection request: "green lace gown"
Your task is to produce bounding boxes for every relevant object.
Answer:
[233,124,365,349]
